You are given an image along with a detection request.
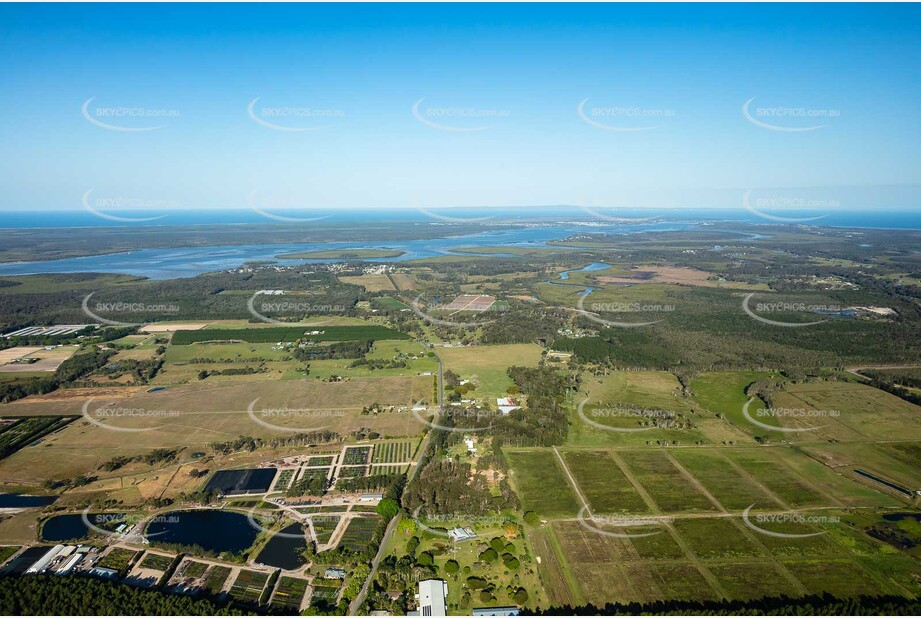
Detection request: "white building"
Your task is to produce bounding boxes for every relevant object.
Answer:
[56,553,83,575]
[415,579,448,616]
[496,398,520,415]
[26,545,65,574]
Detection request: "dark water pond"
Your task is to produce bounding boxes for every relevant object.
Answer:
[40,513,124,542]
[0,494,57,508]
[145,509,258,554]
[255,523,308,570]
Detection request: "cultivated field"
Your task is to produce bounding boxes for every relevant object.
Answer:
[594,265,718,287]
[0,346,77,373]
[338,274,395,292]
[509,368,921,607]
[0,378,427,494]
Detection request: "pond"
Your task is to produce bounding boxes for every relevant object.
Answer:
[255,523,308,570]
[40,513,124,542]
[145,509,259,555]
[0,494,57,508]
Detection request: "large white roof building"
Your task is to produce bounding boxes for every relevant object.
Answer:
[414,579,448,616]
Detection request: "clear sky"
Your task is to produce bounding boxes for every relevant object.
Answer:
[0,3,918,212]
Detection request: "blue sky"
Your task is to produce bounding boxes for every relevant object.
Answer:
[0,3,918,212]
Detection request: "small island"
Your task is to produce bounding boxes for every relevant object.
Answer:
[275,248,405,259]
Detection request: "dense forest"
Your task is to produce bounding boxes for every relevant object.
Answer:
[493,365,575,447]
[0,575,250,615]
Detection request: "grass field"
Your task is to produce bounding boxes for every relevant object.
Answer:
[618,451,719,513]
[0,376,427,493]
[0,546,19,565]
[519,359,921,610]
[770,380,921,442]
[690,371,778,433]
[171,324,408,345]
[584,371,687,412]
[722,449,828,509]
[338,274,395,292]
[0,345,77,373]
[562,450,649,515]
[505,450,581,518]
[384,515,548,612]
[673,517,764,560]
[569,372,734,447]
[669,449,784,511]
[372,297,411,311]
[707,561,800,600]
[436,343,543,398]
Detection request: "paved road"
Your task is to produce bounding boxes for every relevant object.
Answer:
[348,355,444,615]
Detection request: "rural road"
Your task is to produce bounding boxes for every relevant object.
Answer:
[844,364,921,379]
[348,354,444,614]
